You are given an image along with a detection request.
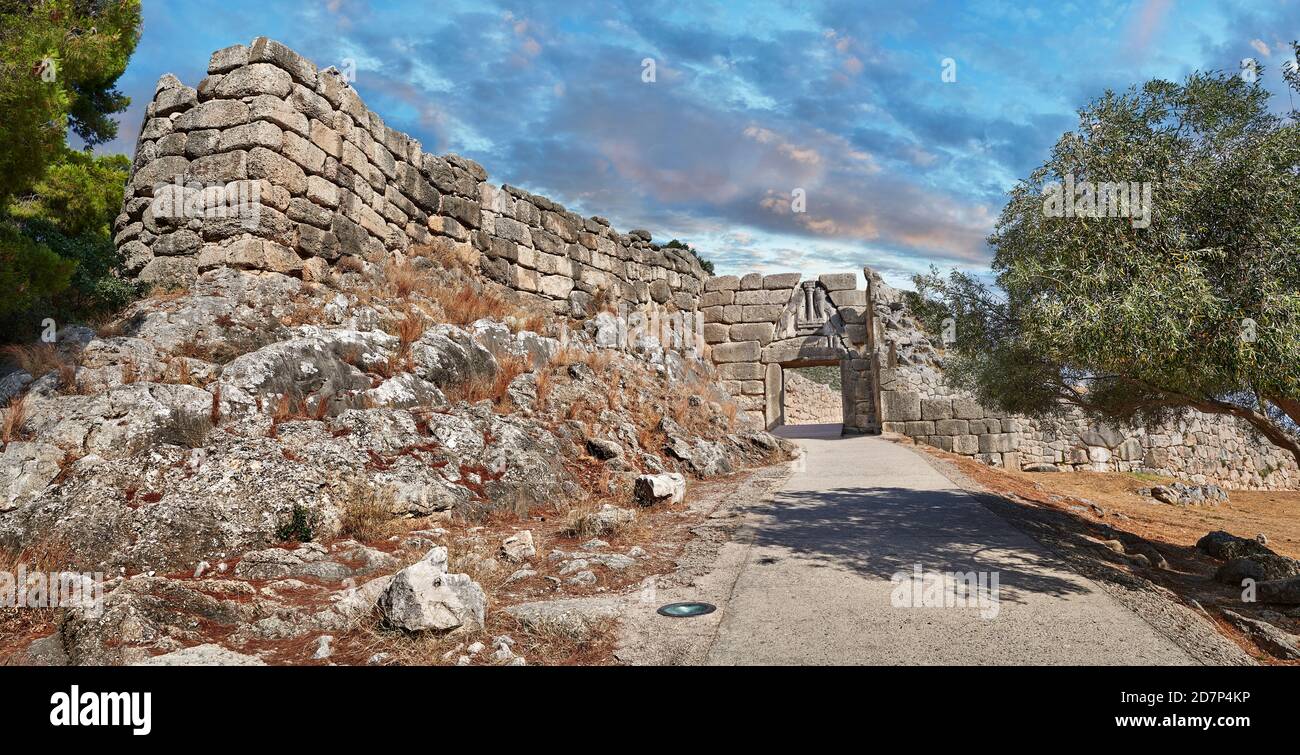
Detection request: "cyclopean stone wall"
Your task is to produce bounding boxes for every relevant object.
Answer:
[869,269,1300,490]
[700,271,877,433]
[114,38,708,344]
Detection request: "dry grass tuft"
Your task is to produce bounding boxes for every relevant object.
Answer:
[0,537,74,665]
[395,311,426,354]
[2,343,63,378]
[1,395,29,446]
[384,259,428,298]
[444,353,532,409]
[339,482,397,542]
[429,280,511,327]
[410,242,478,274]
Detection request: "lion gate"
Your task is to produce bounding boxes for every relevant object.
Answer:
[701,271,878,434]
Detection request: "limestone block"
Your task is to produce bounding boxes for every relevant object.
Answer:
[952,434,979,454]
[904,421,934,436]
[719,363,765,381]
[935,419,969,435]
[705,275,740,292]
[740,273,762,290]
[713,341,760,363]
[729,322,775,345]
[952,397,985,419]
[762,272,800,289]
[819,273,857,291]
[880,390,921,422]
[741,304,783,322]
[920,398,953,420]
[764,362,783,429]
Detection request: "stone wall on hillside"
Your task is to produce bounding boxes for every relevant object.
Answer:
[114,38,708,348]
[868,269,1300,490]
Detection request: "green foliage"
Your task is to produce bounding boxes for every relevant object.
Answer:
[275,504,318,543]
[919,49,1300,463]
[662,238,715,275]
[0,1,142,340]
[0,221,76,319]
[12,149,131,237]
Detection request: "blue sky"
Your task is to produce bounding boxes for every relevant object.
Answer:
[104,0,1299,286]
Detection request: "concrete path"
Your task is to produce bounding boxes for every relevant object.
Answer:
[705,424,1195,665]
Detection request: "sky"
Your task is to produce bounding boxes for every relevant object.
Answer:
[101,0,1300,287]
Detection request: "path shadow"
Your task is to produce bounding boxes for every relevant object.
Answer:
[748,485,1093,604]
[771,423,843,440]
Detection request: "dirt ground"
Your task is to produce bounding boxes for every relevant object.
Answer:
[907,439,1300,665]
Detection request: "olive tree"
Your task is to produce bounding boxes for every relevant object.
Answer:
[915,49,1300,465]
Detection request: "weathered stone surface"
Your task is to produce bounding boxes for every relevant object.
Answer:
[379,561,486,632]
[634,473,686,505]
[880,390,921,422]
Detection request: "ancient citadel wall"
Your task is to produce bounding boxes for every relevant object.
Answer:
[114,38,708,345]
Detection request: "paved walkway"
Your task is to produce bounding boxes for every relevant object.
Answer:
[705,424,1195,665]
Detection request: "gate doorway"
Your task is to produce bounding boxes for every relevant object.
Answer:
[776,363,844,428]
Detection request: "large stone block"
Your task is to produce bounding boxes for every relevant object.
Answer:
[214,63,293,99]
[249,37,319,87]
[703,323,729,344]
[174,99,250,131]
[219,120,284,152]
[952,434,980,454]
[762,272,801,289]
[920,398,953,420]
[701,290,733,307]
[978,433,1015,454]
[247,147,307,195]
[952,397,985,420]
[741,304,783,322]
[719,362,765,380]
[764,363,783,429]
[934,419,969,435]
[740,273,762,290]
[705,275,740,292]
[880,390,921,422]
[903,421,934,436]
[819,273,857,291]
[208,44,249,74]
[713,341,760,363]
[729,322,775,345]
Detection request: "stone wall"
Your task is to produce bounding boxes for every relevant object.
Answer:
[699,272,877,432]
[783,371,844,425]
[114,38,708,339]
[869,268,1300,490]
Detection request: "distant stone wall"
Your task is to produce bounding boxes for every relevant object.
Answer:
[700,272,876,432]
[114,38,708,337]
[869,270,1299,490]
[783,371,843,425]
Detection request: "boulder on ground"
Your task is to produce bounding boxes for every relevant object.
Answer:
[378,560,486,633]
[634,472,686,506]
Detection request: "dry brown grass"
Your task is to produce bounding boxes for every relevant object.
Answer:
[337,255,366,274]
[384,259,429,298]
[120,358,138,385]
[1,394,29,446]
[429,280,511,327]
[210,385,223,426]
[394,312,426,354]
[444,353,532,409]
[2,343,63,378]
[338,482,397,543]
[410,241,478,275]
[553,345,615,374]
[0,537,73,665]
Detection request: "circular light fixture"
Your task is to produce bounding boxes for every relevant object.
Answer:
[656,601,716,618]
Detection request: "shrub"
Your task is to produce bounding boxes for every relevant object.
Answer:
[275,504,318,543]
